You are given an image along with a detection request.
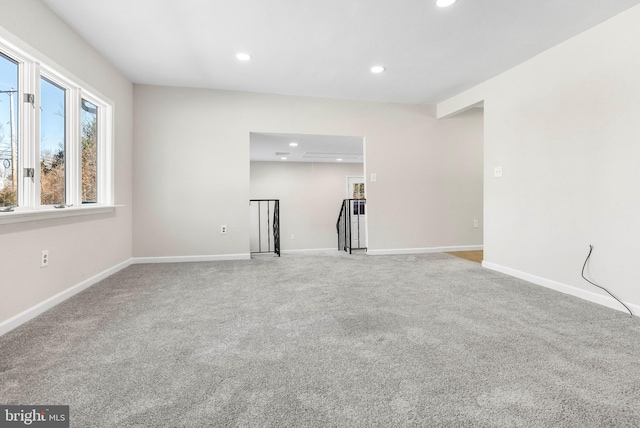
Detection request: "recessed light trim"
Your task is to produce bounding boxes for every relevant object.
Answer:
[337,158,343,162]
[371,66,385,74]
[436,0,457,7]
[280,157,288,160]
[289,142,298,147]
[236,52,252,61]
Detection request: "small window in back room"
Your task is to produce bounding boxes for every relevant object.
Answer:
[0,52,19,208]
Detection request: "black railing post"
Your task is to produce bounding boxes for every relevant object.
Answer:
[344,200,348,252]
[267,201,271,252]
[257,201,262,253]
[348,199,352,254]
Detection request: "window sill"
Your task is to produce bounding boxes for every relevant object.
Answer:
[0,205,122,225]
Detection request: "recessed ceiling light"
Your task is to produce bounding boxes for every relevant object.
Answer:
[337,158,343,162]
[371,66,385,74]
[280,157,287,160]
[236,52,252,61]
[289,142,298,147]
[436,0,457,7]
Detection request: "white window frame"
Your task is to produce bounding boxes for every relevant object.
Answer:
[38,69,73,207]
[0,30,115,225]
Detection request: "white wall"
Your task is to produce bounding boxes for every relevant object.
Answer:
[439,5,640,310]
[133,85,483,257]
[0,0,133,326]
[250,161,363,251]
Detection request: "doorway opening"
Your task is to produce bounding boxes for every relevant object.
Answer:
[249,132,365,254]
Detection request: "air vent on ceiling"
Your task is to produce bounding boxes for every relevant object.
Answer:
[275,152,290,156]
[301,152,361,160]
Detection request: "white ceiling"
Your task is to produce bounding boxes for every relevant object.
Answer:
[250,133,363,163]
[41,0,640,105]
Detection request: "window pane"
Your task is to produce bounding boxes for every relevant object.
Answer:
[81,99,97,203]
[0,52,19,208]
[40,77,66,205]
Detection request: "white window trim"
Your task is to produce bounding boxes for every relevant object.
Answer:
[0,27,115,224]
[0,205,117,225]
[81,90,114,206]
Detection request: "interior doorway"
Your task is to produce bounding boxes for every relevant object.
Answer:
[249,132,365,253]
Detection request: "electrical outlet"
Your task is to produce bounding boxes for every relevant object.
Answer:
[220,225,228,235]
[291,234,295,240]
[41,250,49,268]
[473,219,479,228]
[494,166,503,177]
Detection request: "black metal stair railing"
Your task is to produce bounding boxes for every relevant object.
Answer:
[336,199,366,254]
[336,201,347,252]
[273,200,280,256]
[250,199,280,257]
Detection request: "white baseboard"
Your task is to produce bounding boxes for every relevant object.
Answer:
[1,253,252,336]
[367,245,483,256]
[280,248,337,254]
[131,254,251,264]
[482,261,639,317]
[0,259,132,337]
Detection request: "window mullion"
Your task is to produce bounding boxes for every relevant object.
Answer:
[67,87,81,206]
[18,60,39,209]
[100,103,113,205]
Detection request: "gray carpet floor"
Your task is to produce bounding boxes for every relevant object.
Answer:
[1,252,639,427]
